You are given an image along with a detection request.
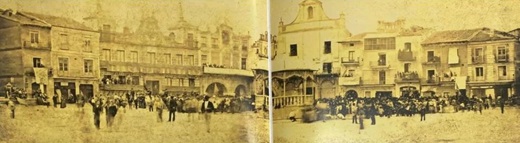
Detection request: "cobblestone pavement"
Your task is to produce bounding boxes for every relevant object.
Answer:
[274,107,520,143]
[0,104,269,143]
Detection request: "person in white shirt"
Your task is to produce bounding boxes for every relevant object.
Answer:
[201,96,215,133]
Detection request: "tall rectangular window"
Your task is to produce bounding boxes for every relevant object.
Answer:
[348,51,355,61]
[187,55,195,65]
[475,67,484,77]
[178,78,184,86]
[176,54,183,65]
[498,66,507,76]
[241,58,247,70]
[164,54,172,65]
[101,49,110,61]
[130,51,138,63]
[83,37,92,52]
[427,51,435,62]
[378,54,386,66]
[147,52,155,64]
[404,63,411,72]
[189,78,195,87]
[60,34,69,50]
[323,63,332,73]
[33,58,42,67]
[324,41,331,54]
[404,42,412,51]
[290,44,297,56]
[58,58,68,71]
[30,31,39,44]
[201,55,208,65]
[116,50,124,62]
[379,71,386,84]
[84,59,93,73]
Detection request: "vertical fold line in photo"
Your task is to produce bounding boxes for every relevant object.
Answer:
[266,0,274,142]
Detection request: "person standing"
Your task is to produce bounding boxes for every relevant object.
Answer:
[52,94,58,108]
[168,96,177,122]
[201,96,215,133]
[499,97,505,114]
[90,96,103,129]
[352,103,358,124]
[420,102,426,121]
[154,97,166,122]
[358,107,365,130]
[370,104,376,125]
[8,99,15,119]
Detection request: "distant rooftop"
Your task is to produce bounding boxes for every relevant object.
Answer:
[422,27,515,45]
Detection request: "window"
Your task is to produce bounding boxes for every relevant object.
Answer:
[497,47,508,61]
[307,7,314,19]
[188,78,195,87]
[147,52,155,64]
[427,70,435,79]
[58,58,68,71]
[324,41,331,54]
[102,24,111,32]
[241,58,247,70]
[427,51,435,62]
[30,31,39,44]
[164,54,172,65]
[176,54,183,65]
[475,48,483,56]
[178,78,184,86]
[187,33,195,47]
[379,71,386,84]
[404,42,412,51]
[201,55,208,64]
[83,37,92,52]
[132,76,139,85]
[349,43,354,47]
[116,50,124,62]
[101,49,110,61]
[348,51,355,61]
[378,54,386,66]
[290,44,297,56]
[498,66,507,76]
[84,59,93,73]
[187,55,194,65]
[129,51,138,63]
[364,37,396,50]
[323,63,332,73]
[475,67,484,77]
[33,58,42,67]
[60,34,69,49]
[404,63,411,72]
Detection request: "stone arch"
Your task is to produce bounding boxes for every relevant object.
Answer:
[234,84,247,98]
[345,90,358,99]
[205,82,227,96]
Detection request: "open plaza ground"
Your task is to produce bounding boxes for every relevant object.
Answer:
[0,104,269,143]
[274,107,520,143]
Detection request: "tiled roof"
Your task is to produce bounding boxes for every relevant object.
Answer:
[21,11,94,31]
[0,9,50,28]
[422,28,515,45]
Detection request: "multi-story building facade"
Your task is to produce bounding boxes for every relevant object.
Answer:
[84,2,255,98]
[0,9,100,100]
[422,28,518,98]
[272,0,351,106]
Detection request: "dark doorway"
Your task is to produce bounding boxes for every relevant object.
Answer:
[79,84,94,99]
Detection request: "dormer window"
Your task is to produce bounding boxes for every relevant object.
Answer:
[308,7,314,19]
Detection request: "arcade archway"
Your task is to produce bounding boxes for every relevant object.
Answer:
[235,84,247,98]
[345,90,358,99]
[206,82,227,96]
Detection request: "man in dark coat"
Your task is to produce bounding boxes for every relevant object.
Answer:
[90,97,103,129]
[168,96,178,122]
[52,94,58,108]
[201,96,215,133]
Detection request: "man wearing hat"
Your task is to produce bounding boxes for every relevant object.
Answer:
[201,95,215,133]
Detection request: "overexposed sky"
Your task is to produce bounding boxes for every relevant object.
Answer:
[271,0,520,35]
[0,0,267,40]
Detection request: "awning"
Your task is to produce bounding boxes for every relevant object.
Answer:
[455,76,467,90]
[448,48,459,64]
[33,68,48,84]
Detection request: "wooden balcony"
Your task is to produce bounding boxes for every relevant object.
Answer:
[394,72,420,83]
[471,56,485,64]
[422,56,441,65]
[495,54,510,63]
[341,57,360,65]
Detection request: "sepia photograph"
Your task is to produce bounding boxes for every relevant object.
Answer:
[0,0,269,143]
[271,0,520,143]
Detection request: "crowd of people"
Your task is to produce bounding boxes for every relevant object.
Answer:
[291,92,516,130]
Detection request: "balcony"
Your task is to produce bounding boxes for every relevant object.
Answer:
[394,72,420,83]
[369,61,390,70]
[316,69,340,76]
[273,95,314,107]
[203,67,254,77]
[100,84,145,91]
[471,56,485,64]
[339,76,361,85]
[397,50,416,61]
[423,56,441,65]
[341,57,360,65]
[425,78,439,85]
[164,86,200,93]
[495,54,510,63]
[498,75,513,81]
